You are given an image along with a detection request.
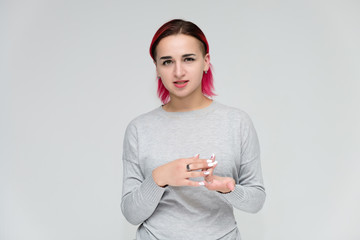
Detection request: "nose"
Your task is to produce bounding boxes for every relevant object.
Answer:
[174,62,185,79]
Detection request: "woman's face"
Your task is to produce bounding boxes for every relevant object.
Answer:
[154,34,210,101]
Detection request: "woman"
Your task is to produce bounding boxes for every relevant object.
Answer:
[121,19,265,240]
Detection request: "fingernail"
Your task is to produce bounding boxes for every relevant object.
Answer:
[208,161,218,167]
[204,171,210,175]
[207,159,213,163]
[211,153,215,159]
[199,181,205,186]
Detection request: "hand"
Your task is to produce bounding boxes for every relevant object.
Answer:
[202,154,235,193]
[152,154,216,187]
[204,153,216,183]
[204,175,235,193]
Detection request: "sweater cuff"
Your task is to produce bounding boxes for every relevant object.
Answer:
[219,185,247,204]
[139,175,166,203]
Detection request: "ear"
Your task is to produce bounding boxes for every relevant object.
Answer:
[203,53,210,72]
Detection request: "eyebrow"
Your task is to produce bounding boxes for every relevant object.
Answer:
[159,53,196,60]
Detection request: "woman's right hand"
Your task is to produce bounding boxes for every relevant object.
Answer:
[152,154,217,187]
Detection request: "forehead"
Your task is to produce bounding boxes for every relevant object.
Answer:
[155,34,204,58]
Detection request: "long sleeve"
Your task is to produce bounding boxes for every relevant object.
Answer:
[120,102,265,239]
[120,122,166,225]
[220,114,266,213]
[220,160,266,213]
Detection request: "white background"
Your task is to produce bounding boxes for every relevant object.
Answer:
[1,0,359,239]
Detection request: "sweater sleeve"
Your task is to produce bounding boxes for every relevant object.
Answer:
[121,122,166,225]
[220,114,266,213]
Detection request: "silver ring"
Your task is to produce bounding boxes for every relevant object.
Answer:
[186,164,191,171]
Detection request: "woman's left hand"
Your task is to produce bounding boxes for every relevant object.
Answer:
[203,154,235,193]
[204,175,235,193]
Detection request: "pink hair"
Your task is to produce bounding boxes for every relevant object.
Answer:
[150,19,215,104]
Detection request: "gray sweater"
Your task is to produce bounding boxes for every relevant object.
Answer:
[121,101,265,239]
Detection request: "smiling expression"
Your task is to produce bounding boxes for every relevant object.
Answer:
[154,34,210,101]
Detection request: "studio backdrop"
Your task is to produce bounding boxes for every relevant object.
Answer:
[1,0,359,239]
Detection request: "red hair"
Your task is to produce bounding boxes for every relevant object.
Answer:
[149,19,215,104]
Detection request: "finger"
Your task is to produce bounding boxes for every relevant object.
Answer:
[184,157,203,166]
[208,154,216,168]
[204,170,214,182]
[205,172,214,183]
[182,154,200,164]
[187,161,218,171]
[186,154,214,164]
[210,153,215,162]
[183,179,205,187]
[204,154,216,182]
[205,153,216,173]
[187,158,208,164]
[203,180,217,190]
[206,162,217,182]
[186,170,211,178]
[184,156,202,172]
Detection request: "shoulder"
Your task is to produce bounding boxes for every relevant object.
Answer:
[213,101,254,126]
[125,106,163,132]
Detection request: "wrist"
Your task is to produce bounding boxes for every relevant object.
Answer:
[217,179,236,194]
[152,168,167,187]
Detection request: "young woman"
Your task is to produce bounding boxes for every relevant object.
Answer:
[121,19,265,240]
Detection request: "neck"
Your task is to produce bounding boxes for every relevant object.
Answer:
[163,93,212,112]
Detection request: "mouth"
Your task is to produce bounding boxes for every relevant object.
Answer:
[173,80,189,88]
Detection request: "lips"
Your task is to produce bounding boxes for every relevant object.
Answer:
[173,80,189,88]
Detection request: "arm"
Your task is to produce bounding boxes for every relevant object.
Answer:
[205,114,266,213]
[204,159,265,213]
[219,159,266,213]
[120,123,166,225]
[121,123,212,224]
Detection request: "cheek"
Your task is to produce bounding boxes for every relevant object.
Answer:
[158,70,172,88]
[159,69,170,79]
[192,66,205,80]
[157,67,167,79]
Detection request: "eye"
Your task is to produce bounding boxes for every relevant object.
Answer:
[184,57,195,62]
[162,60,173,66]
